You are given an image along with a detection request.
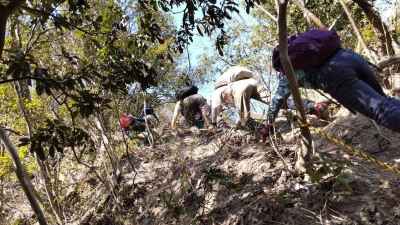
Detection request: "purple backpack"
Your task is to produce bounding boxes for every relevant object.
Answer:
[272,29,341,72]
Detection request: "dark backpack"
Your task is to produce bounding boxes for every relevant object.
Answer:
[272,29,341,72]
[175,85,198,101]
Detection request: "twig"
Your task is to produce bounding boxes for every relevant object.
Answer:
[269,133,292,172]
[369,119,392,143]
[0,126,22,136]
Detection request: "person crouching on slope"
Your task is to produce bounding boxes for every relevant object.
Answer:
[171,85,212,129]
[261,29,400,138]
[211,66,270,129]
[285,97,331,121]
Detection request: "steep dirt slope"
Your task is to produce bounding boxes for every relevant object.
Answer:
[3,111,400,225]
[63,122,400,225]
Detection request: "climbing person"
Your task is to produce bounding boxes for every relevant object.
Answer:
[211,66,270,129]
[119,107,159,144]
[261,28,400,137]
[171,85,212,129]
[285,97,331,121]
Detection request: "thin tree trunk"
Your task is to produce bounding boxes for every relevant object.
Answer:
[11,18,63,222]
[14,82,63,224]
[0,128,47,225]
[277,0,313,174]
[338,0,378,63]
[352,0,395,56]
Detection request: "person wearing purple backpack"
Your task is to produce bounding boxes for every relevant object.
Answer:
[260,29,400,137]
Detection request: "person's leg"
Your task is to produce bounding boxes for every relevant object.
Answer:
[240,88,254,126]
[200,104,211,128]
[328,79,400,132]
[353,54,385,96]
[315,49,381,113]
[232,82,253,127]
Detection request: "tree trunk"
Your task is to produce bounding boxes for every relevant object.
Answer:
[277,0,313,174]
[352,0,395,56]
[11,19,63,222]
[0,128,48,225]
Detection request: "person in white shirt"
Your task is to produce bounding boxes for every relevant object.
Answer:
[211,66,270,127]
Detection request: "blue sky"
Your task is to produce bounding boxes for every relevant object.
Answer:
[171,3,259,98]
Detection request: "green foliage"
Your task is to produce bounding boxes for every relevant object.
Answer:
[0,146,37,179]
[0,155,13,178]
[362,23,377,45]
[19,146,38,176]
[0,0,188,171]
[12,218,24,225]
[26,119,95,160]
[0,84,26,132]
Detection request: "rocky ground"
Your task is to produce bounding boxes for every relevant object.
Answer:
[2,108,400,225]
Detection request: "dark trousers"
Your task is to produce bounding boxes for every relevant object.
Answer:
[311,49,400,132]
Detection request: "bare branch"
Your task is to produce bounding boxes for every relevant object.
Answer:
[277,0,313,174]
[292,0,327,29]
[338,0,378,63]
[377,55,400,69]
[352,0,395,56]
[0,76,48,85]
[255,3,278,22]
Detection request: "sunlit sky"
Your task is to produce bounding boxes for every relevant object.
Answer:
[171,2,259,98]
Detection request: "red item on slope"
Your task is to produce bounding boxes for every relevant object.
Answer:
[119,113,134,129]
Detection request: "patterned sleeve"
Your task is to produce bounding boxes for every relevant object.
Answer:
[266,74,291,123]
